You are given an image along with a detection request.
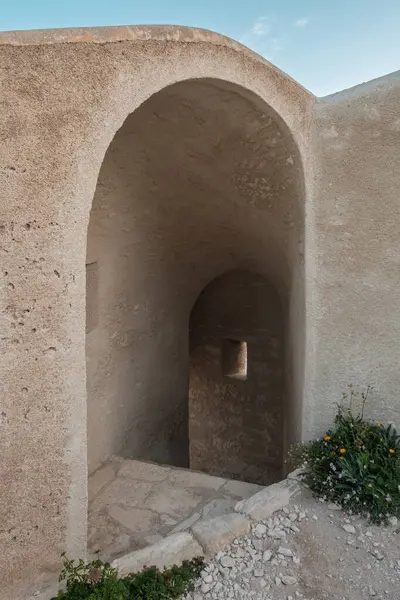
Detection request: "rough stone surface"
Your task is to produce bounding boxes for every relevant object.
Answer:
[235,482,291,521]
[191,513,251,555]
[112,532,203,576]
[184,487,400,600]
[1,21,400,600]
[88,459,259,561]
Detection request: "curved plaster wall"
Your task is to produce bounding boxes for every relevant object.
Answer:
[86,78,305,475]
[0,26,313,599]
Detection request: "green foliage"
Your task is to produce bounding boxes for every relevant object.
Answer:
[290,386,400,524]
[50,553,205,600]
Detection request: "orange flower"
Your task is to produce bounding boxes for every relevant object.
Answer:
[389,449,395,454]
[324,436,331,441]
[339,448,346,454]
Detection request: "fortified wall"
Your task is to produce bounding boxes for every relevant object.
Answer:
[0,25,399,600]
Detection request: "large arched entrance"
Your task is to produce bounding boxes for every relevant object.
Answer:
[86,77,304,555]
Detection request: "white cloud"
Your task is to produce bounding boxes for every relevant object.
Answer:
[294,17,310,27]
[240,16,285,62]
[251,16,272,37]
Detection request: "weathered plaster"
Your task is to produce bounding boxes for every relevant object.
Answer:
[304,72,400,439]
[0,26,311,599]
[0,23,398,600]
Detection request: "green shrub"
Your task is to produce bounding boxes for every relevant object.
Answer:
[290,386,400,524]
[51,553,205,600]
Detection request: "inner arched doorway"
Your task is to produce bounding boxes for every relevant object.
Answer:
[86,77,304,483]
[189,270,284,485]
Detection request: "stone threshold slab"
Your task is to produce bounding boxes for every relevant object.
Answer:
[112,476,297,575]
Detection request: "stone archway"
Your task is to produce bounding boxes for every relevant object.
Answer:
[0,25,314,599]
[86,77,304,477]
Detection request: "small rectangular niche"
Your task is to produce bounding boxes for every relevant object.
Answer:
[86,262,98,334]
[221,338,248,381]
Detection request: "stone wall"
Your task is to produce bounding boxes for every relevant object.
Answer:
[189,270,284,485]
[304,73,400,440]
[2,23,399,600]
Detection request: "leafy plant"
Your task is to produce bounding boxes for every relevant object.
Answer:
[290,386,400,524]
[51,553,205,600]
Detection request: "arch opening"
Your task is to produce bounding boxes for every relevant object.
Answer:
[85,76,304,487]
[189,270,284,485]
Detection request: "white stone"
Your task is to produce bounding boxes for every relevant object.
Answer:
[112,532,202,575]
[278,547,293,557]
[170,512,201,534]
[192,513,250,555]
[222,479,263,497]
[263,550,272,562]
[287,468,304,481]
[254,523,267,537]
[142,533,164,546]
[282,575,297,585]
[235,482,291,521]
[342,524,356,534]
[267,528,286,539]
[252,539,263,551]
[220,555,235,568]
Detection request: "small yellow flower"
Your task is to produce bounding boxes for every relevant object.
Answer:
[389,449,395,454]
[339,448,346,454]
[324,436,331,441]
[376,423,381,427]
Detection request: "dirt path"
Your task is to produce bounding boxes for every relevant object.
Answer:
[186,487,400,600]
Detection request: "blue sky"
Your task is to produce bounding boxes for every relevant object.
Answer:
[1,0,399,96]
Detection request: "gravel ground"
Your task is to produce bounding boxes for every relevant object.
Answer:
[186,487,400,600]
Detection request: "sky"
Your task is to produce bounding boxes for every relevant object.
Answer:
[1,0,399,97]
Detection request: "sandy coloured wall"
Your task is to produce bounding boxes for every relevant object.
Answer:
[0,24,399,600]
[303,73,400,439]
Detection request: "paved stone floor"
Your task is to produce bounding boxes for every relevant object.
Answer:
[88,457,263,561]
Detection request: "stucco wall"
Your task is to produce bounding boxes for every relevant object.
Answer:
[304,72,400,440]
[189,270,284,485]
[0,22,314,600]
